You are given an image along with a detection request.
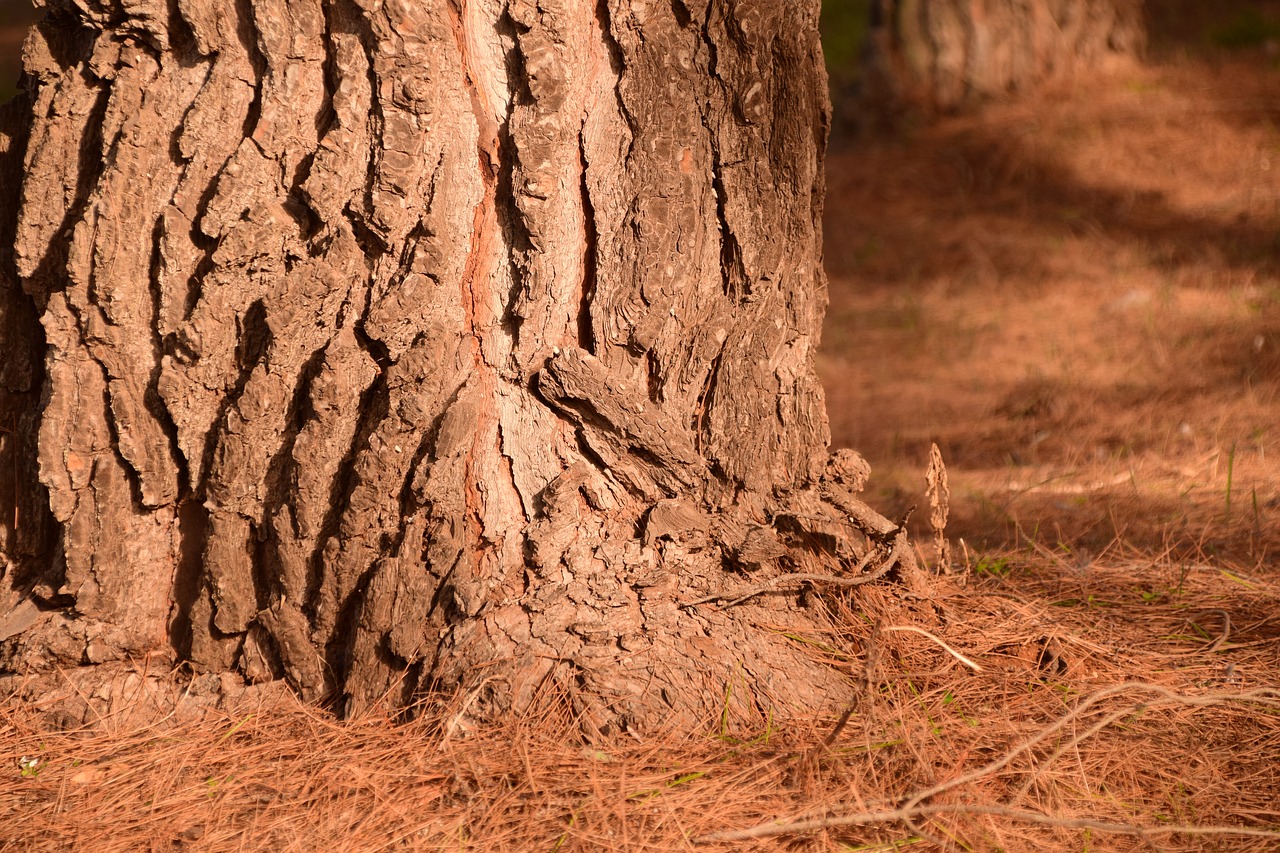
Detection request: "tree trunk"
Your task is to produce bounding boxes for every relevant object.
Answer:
[1,0,918,733]
[863,0,1146,113]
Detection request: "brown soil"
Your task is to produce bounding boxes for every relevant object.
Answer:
[5,17,1280,853]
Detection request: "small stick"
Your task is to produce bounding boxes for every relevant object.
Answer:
[438,675,502,750]
[882,625,983,672]
[681,539,902,609]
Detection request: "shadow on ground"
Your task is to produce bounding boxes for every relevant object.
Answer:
[819,7,1280,565]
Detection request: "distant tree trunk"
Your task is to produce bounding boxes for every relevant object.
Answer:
[863,0,1146,113]
[0,0,918,731]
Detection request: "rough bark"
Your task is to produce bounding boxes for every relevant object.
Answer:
[1,0,918,733]
[863,0,1146,114]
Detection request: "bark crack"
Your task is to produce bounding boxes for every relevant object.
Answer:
[692,339,727,455]
[694,9,741,303]
[576,125,597,354]
[235,0,267,143]
[349,4,383,254]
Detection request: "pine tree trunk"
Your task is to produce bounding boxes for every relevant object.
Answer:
[864,0,1146,113]
[1,0,917,733]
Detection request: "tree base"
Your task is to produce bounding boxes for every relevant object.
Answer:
[4,448,935,736]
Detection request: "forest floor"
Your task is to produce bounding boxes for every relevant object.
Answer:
[6,14,1280,853]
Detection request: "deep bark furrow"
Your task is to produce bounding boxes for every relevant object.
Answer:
[696,3,739,305]
[0,88,51,592]
[575,127,597,354]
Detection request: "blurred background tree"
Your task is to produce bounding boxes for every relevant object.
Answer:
[866,0,1145,110]
[822,0,1145,133]
[820,0,1280,136]
[0,0,35,103]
